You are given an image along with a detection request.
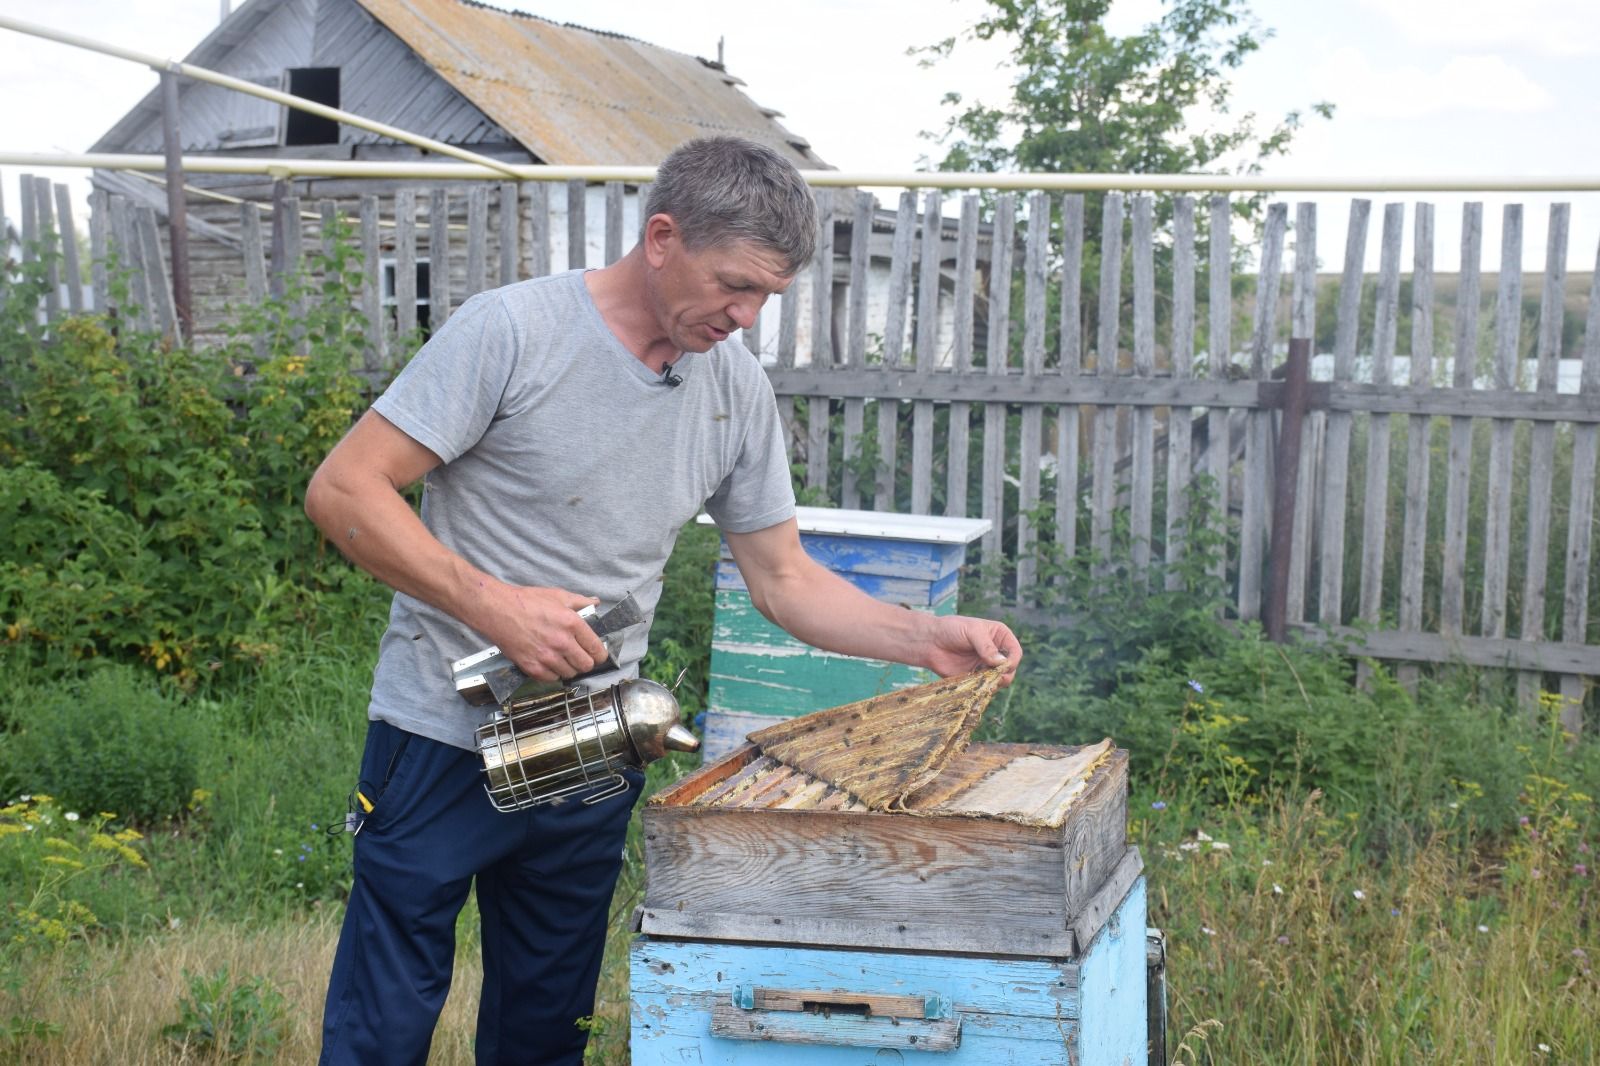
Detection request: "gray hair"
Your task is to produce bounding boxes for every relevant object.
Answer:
[642,137,816,275]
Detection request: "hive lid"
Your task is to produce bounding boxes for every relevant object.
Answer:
[744,666,1007,811]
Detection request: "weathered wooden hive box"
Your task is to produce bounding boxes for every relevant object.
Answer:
[631,739,1147,1064]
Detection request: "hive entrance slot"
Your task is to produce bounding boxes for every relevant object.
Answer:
[803,999,872,1019]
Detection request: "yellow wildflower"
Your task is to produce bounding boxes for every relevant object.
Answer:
[42,855,85,870]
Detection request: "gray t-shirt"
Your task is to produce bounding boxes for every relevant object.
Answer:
[367,270,795,750]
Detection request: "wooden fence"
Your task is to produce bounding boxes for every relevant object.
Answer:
[5,171,1597,733]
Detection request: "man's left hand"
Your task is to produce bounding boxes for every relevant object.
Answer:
[922,615,1023,685]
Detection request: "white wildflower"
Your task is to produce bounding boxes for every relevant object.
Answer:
[1273,883,1284,895]
[64,811,80,822]
[1352,890,1366,901]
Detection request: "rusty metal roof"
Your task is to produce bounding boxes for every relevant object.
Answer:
[354,0,827,167]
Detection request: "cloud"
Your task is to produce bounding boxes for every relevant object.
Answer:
[1355,0,1600,57]
[1309,47,1553,120]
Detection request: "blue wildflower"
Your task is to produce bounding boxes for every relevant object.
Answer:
[1187,679,1204,694]
[1151,801,1167,811]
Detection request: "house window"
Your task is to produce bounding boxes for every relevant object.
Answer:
[282,67,341,145]
[381,257,432,337]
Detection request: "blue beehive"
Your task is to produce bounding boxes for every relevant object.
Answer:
[631,879,1147,1064]
[633,738,1148,1064]
[698,507,990,761]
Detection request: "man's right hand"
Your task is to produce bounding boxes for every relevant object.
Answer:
[474,584,609,682]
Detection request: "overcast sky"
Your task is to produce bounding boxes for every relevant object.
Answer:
[2,0,1597,272]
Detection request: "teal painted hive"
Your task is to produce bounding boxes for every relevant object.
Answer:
[698,507,990,761]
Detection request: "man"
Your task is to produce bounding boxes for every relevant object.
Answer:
[304,136,1022,1065]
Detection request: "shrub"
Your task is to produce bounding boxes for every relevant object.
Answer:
[2,665,202,825]
[0,226,385,686]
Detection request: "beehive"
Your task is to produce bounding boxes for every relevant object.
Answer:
[699,507,990,760]
[641,738,1132,958]
[631,739,1146,1064]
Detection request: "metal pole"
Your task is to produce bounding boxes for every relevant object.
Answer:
[4,151,1600,194]
[1265,336,1312,643]
[160,71,192,342]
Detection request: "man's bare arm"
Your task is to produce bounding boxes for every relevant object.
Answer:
[304,409,606,681]
[724,518,1021,683]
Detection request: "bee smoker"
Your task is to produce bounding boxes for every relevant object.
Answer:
[449,596,700,811]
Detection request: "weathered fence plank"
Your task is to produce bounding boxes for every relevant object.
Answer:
[359,195,384,370]
[1440,203,1483,637]
[1319,199,1373,625]
[982,194,1015,577]
[429,189,452,325]
[318,199,340,265]
[19,174,38,275]
[1207,196,1232,589]
[1397,203,1436,690]
[1129,195,1156,575]
[1481,205,1523,639]
[1358,204,1405,631]
[1016,191,1049,598]
[1561,238,1600,731]
[109,194,151,332]
[394,189,417,342]
[1517,204,1570,712]
[842,190,872,510]
[1287,202,1318,625]
[1090,193,1125,575]
[912,189,943,516]
[604,180,624,267]
[87,188,109,314]
[567,179,586,270]
[883,192,921,515]
[1164,196,1196,589]
[878,190,916,510]
[777,258,800,454]
[498,182,519,286]
[524,180,550,279]
[238,201,267,305]
[466,184,489,296]
[53,183,83,314]
[280,194,306,308]
[1238,202,1287,620]
[808,187,835,495]
[32,178,61,321]
[1056,193,1085,567]
[136,205,178,341]
[947,194,979,520]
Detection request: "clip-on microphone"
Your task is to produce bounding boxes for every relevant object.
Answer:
[660,360,683,388]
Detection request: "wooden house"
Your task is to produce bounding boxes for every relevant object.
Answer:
[84,0,827,346]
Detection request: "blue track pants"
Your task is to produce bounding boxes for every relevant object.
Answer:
[318,718,641,1066]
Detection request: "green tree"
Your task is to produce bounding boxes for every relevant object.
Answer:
[916,0,1333,367]
[918,0,1331,179]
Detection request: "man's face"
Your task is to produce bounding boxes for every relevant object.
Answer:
[647,223,796,354]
